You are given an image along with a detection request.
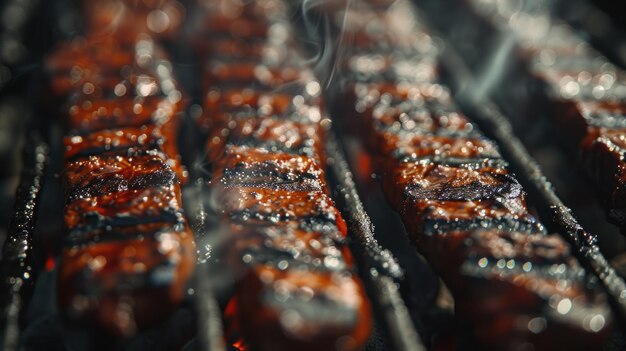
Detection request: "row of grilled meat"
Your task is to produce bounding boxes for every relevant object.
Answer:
[317,0,614,349]
[41,0,376,347]
[45,1,195,338]
[193,0,373,350]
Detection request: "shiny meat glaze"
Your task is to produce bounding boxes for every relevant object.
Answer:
[63,122,184,179]
[62,154,177,203]
[325,0,613,349]
[47,35,187,182]
[57,226,195,336]
[64,184,184,235]
[47,11,195,337]
[208,151,368,349]
[201,85,323,135]
[195,0,372,349]
[419,228,608,350]
[559,98,626,230]
[213,146,327,192]
[218,223,370,351]
[218,223,351,273]
[568,101,626,226]
[206,116,325,163]
[46,38,136,96]
[63,125,161,160]
[217,185,344,232]
[63,97,173,133]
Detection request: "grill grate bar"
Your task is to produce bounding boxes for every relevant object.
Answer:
[0,133,48,351]
[184,172,227,351]
[195,262,227,351]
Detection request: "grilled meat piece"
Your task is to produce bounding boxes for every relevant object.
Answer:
[51,32,195,336]
[65,184,184,234]
[420,228,611,350]
[213,147,327,192]
[57,225,195,337]
[557,100,626,229]
[63,154,178,203]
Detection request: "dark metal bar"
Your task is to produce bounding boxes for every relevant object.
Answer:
[326,135,403,280]
[0,132,48,351]
[187,176,227,351]
[326,133,426,351]
[195,262,227,351]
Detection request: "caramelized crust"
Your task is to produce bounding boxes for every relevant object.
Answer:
[383,161,541,238]
[217,186,344,232]
[63,154,177,203]
[51,10,193,339]
[420,229,611,350]
[378,133,500,164]
[66,95,180,132]
[204,88,294,115]
[64,115,185,183]
[57,227,195,337]
[369,101,473,135]
[206,117,324,162]
[63,125,160,160]
[219,223,352,276]
[200,87,322,133]
[558,100,626,228]
[213,147,327,192]
[65,185,183,233]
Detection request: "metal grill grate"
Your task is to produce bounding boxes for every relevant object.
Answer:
[1,0,626,350]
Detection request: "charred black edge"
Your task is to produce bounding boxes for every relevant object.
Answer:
[65,164,177,204]
[325,132,427,351]
[63,139,164,162]
[0,132,48,351]
[419,5,626,319]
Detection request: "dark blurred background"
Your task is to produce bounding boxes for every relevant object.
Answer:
[593,0,626,29]
[0,0,79,259]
